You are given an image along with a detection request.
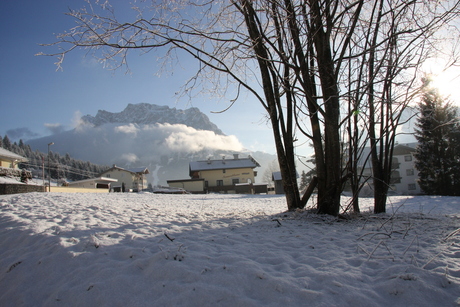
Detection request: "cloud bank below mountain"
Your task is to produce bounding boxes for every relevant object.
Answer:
[30,122,243,166]
[109,122,243,158]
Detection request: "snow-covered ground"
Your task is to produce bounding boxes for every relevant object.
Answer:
[0,192,459,306]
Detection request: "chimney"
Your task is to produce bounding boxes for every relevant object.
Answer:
[233,154,239,160]
[222,156,226,164]
[207,157,211,164]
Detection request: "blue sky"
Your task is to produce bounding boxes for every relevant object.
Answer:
[0,0,276,154]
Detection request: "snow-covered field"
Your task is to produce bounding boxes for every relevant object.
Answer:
[0,192,459,306]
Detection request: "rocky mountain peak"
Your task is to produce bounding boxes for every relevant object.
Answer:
[81,103,224,135]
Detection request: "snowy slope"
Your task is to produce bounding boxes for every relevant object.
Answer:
[0,193,459,306]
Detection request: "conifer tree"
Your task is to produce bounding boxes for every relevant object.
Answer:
[2,135,11,150]
[414,80,460,195]
[299,171,308,191]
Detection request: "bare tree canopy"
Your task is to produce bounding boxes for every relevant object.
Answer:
[41,0,460,215]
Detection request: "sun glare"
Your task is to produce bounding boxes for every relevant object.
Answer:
[422,58,460,105]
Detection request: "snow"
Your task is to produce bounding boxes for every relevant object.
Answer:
[0,176,43,186]
[0,192,459,306]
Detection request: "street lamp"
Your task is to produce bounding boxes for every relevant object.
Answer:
[48,142,54,192]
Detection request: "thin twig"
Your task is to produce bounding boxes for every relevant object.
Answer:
[367,240,384,261]
[443,228,460,242]
[402,235,418,256]
[164,232,175,242]
[422,251,443,269]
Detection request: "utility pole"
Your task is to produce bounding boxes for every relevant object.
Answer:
[48,142,54,192]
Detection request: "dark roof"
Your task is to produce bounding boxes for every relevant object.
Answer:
[189,156,260,175]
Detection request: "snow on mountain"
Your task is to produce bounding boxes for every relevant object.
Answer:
[26,104,277,185]
[81,103,224,135]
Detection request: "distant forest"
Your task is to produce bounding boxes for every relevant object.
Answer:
[1,135,109,182]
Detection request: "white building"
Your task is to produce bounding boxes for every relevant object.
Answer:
[357,143,421,196]
[67,177,118,190]
[100,165,149,192]
[390,144,421,195]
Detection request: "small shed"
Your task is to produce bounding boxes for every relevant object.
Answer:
[272,171,299,194]
[67,177,118,190]
[167,178,206,193]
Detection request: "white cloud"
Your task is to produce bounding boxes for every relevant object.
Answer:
[71,111,86,130]
[120,153,139,164]
[55,122,244,166]
[159,123,243,152]
[114,124,139,136]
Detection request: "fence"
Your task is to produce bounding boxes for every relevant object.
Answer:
[50,186,109,193]
[0,184,45,195]
[0,184,110,195]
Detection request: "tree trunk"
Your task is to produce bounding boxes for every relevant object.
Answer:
[240,0,302,211]
[309,0,342,216]
[300,176,318,208]
[373,177,388,213]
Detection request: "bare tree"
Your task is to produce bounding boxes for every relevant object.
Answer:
[41,0,460,215]
[354,1,460,213]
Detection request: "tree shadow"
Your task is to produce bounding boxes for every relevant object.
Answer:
[0,193,459,306]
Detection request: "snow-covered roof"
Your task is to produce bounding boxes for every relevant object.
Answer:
[68,177,118,185]
[101,165,149,175]
[0,147,28,162]
[393,144,416,156]
[272,171,299,181]
[127,167,150,174]
[189,156,260,174]
[357,143,418,168]
[272,171,282,181]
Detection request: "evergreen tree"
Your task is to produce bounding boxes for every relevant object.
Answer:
[299,171,308,191]
[6,141,109,182]
[3,135,11,150]
[414,80,460,195]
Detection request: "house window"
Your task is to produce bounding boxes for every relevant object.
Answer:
[232,179,240,185]
[408,183,416,190]
[223,169,226,173]
[390,171,401,184]
[406,169,414,176]
[106,174,111,178]
[217,180,223,186]
[405,155,412,162]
